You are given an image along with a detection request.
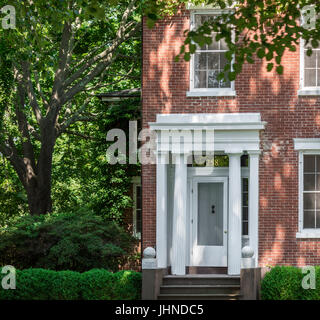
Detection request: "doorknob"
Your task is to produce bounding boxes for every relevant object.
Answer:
[211,205,215,214]
[224,230,227,234]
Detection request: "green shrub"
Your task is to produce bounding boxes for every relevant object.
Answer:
[81,269,141,300]
[0,210,137,272]
[261,266,320,300]
[0,268,141,300]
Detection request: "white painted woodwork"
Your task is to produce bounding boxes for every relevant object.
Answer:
[171,153,188,275]
[248,151,260,267]
[227,151,242,275]
[156,152,168,268]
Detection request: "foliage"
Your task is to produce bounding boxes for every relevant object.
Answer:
[51,98,140,220]
[0,209,138,272]
[146,1,320,80]
[261,266,320,300]
[81,269,141,300]
[0,0,141,215]
[0,268,141,300]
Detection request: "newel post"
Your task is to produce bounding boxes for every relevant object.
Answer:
[141,247,166,300]
[240,246,261,300]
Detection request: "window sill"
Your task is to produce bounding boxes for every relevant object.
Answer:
[298,89,320,96]
[296,232,320,239]
[187,90,236,97]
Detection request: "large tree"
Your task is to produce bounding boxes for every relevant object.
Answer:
[0,0,141,215]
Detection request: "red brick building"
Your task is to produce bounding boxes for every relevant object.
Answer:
[141,4,320,299]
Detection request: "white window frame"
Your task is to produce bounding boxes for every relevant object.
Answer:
[294,138,320,238]
[132,177,141,239]
[298,20,320,95]
[187,9,236,97]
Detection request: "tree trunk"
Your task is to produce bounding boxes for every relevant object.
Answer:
[26,183,52,215]
[25,120,56,215]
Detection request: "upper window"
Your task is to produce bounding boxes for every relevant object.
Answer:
[188,13,235,97]
[303,44,320,88]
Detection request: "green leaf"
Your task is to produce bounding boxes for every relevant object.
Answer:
[267,63,274,72]
[276,65,284,75]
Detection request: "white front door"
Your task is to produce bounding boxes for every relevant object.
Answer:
[191,177,228,267]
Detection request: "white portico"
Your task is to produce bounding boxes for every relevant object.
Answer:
[149,113,266,276]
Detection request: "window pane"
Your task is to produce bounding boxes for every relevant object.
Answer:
[195,70,207,88]
[243,178,248,192]
[207,53,219,69]
[220,38,228,50]
[318,69,320,87]
[220,72,231,88]
[317,174,320,191]
[208,70,219,88]
[242,192,248,207]
[317,194,320,209]
[242,206,248,221]
[304,210,315,228]
[304,155,315,172]
[317,156,320,172]
[304,193,315,210]
[305,68,317,87]
[195,53,207,70]
[136,210,142,233]
[316,211,320,228]
[220,52,228,69]
[304,173,315,191]
[305,51,316,68]
[242,222,248,236]
[208,32,219,50]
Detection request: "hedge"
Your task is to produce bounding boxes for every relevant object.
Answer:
[261,266,320,300]
[0,268,141,300]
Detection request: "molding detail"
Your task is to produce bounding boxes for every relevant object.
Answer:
[294,138,320,150]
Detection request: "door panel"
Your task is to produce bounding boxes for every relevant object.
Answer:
[198,183,223,246]
[191,177,228,267]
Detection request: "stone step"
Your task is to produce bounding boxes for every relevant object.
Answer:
[158,293,241,300]
[163,275,240,286]
[160,284,240,295]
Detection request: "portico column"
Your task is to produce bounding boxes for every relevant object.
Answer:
[171,153,188,275]
[248,150,261,267]
[156,151,168,269]
[227,150,242,275]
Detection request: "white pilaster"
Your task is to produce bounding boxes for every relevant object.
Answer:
[171,153,188,275]
[156,151,168,269]
[248,150,261,267]
[227,150,242,275]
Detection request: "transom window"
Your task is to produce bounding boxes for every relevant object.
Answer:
[303,155,320,229]
[303,45,320,87]
[192,14,231,90]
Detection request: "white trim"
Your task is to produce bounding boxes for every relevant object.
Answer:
[294,138,320,151]
[298,89,320,96]
[156,152,168,268]
[188,10,236,97]
[227,151,242,275]
[296,232,320,238]
[186,89,236,97]
[248,151,260,267]
[295,143,320,238]
[171,154,188,275]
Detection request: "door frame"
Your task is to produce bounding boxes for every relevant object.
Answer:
[190,176,228,267]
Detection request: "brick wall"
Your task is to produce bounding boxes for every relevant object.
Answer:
[142,9,320,267]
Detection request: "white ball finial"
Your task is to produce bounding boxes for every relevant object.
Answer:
[242,246,254,258]
[143,247,156,259]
